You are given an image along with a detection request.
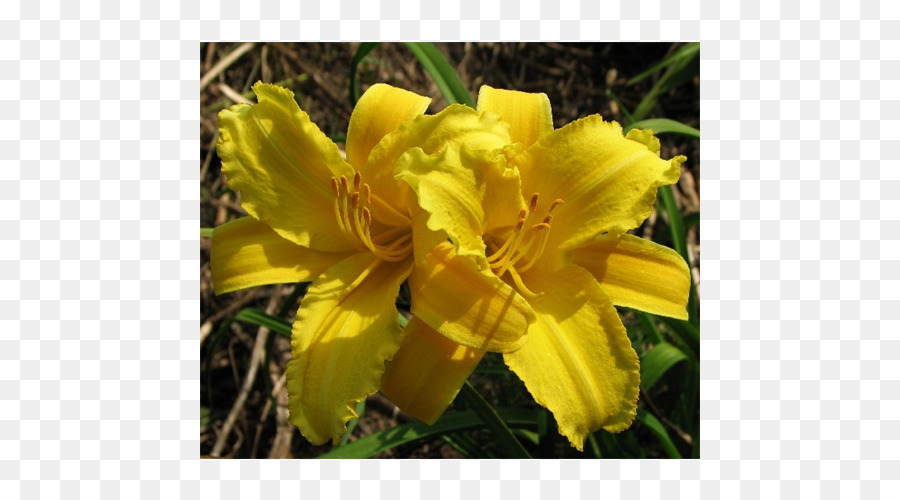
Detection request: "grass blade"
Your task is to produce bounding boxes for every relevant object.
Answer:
[640,341,688,391]
[457,381,532,458]
[626,43,699,86]
[624,118,699,140]
[200,227,214,238]
[404,42,475,108]
[635,409,682,458]
[319,409,539,458]
[349,42,381,107]
[233,308,292,338]
[658,185,699,326]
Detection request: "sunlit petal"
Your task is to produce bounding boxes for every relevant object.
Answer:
[513,117,685,255]
[477,85,553,150]
[362,104,511,226]
[380,316,485,424]
[210,217,353,294]
[285,252,414,445]
[409,242,535,353]
[345,84,431,171]
[572,233,690,320]
[504,264,640,451]
[216,82,355,252]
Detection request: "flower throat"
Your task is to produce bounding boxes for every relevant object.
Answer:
[486,193,564,300]
[331,172,412,262]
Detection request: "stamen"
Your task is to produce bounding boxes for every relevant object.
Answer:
[327,173,413,262]
[484,193,564,298]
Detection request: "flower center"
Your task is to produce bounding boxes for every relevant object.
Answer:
[485,193,564,300]
[330,172,413,262]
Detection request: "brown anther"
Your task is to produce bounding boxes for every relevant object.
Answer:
[363,207,372,227]
[542,215,553,225]
[548,199,565,213]
[517,209,527,221]
[353,172,361,191]
[330,177,340,197]
[529,193,539,211]
[340,175,350,194]
[352,193,360,209]
[514,218,525,231]
[363,184,371,204]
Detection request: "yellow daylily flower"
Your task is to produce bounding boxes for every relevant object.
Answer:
[210,82,535,445]
[385,85,691,450]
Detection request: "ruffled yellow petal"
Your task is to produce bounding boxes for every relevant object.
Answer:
[216,82,356,252]
[285,252,413,445]
[512,117,685,255]
[380,316,485,424]
[572,234,690,320]
[345,83,431,171]
[210,217,353,295]
[361,104,511,227]
[396,143,528,261]
[408,242,535,353]
[504,264,640,451]
[476,85,553,150]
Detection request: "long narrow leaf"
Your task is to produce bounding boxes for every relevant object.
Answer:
[635,409,682,458]
[233,308,292,338]
[626,43,700,86]
[656,315,700,361]
[404,42,475,107]
[319,409,539,458]
[658,185,699,326]
[640,341,688,391]
[457,381,531,458]
[624,118,699,139]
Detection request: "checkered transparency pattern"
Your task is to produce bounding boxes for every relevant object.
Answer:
[0,0,898,498]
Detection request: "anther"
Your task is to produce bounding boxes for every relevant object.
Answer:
[529,193,539,211]
[517,209,527,221]
[548,199,565,213]
[363,184,371,204]
[340,175,350,194]
[353,172,361,191]
[352,192,360,210]
[331,177,340,196]
[363,208,372,227]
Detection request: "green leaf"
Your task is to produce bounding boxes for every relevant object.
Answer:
[457,381,531,458]
[635,311,664,345]
[404,42,475,108]
[626,43,700,86]
[624,118,699,140]
[658,185,699,327]
[349,42,381,107]
[233,308,292,338]
[200,227,214,238]
[640,341,688,391]
[656,315,700,362]
[629,43,699,122]
[635,409,682,458]
[319,409,539,458]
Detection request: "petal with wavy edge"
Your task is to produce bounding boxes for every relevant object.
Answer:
[285,252,413,445]
[504,264,640,451]
[361,104,511,227]
[477,85,553,151]
[408,242,534,353]
[513,118,685,258]
[210,217,354,295]
[345,83,431,171]
[572,233,690,320]
[380,316,485,424]
[216,82,355,252]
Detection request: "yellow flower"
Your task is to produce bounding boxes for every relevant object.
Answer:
[381,85,691,450]
[210,82,535,445]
